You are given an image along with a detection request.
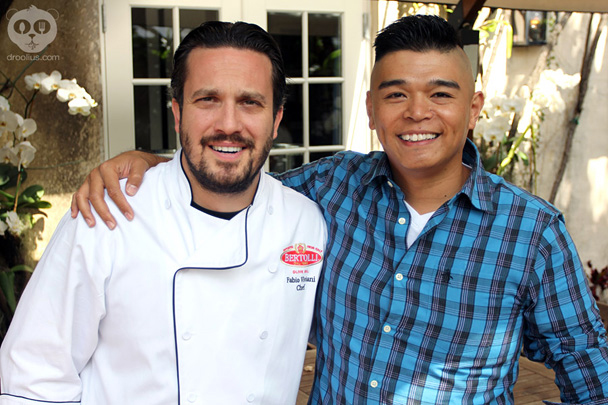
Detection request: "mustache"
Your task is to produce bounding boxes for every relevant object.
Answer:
[200,134,255,149]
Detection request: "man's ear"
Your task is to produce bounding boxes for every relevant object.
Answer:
[272,106,284,140]
[366,91,376,130]
[468,91,485,130]
[171,98,181,133]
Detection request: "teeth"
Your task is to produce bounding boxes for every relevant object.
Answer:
[211,145,243,153]
[400,133,438,142]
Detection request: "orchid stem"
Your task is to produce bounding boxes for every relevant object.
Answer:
[12,169,23,212]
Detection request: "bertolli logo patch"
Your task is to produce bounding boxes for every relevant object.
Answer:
[280,243,323,267]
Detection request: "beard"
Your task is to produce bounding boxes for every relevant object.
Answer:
[181,129,274,195]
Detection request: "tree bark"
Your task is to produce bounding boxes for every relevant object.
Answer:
[549,14,607,204]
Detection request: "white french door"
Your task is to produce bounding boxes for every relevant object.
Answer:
[102,0,369,169]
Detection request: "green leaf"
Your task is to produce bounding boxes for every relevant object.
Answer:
[18,200,52,210]
[0,189,15,200]
[10,264,33,273]
[0,272,17,314]
[517,150,530,166]
[18,185,45,205]
[0,164,18,189]
[21,185,45,199]
[0,165,26,189]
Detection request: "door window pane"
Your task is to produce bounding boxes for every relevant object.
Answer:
[310,83,342,146]
[132,8,173,79]
[275,84,303,147]
[134,85,176,152]
[269,153,304,173]
[179,9,219,40]
[268,12,303,78]
[309,13,341,77]
[310,151,337,161]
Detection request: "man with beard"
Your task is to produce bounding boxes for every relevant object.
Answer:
[0,22,327,404]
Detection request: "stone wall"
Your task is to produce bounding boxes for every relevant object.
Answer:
[505,13,608,270]
[0,0,104,262]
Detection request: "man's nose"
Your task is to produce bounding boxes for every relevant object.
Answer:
[405,96,433,121]
[214,103,243,134]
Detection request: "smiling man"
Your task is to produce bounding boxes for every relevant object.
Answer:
[71,15,608,404]
[0,22,327,404]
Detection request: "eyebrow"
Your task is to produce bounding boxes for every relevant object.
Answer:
[190,88,268,104]
[377,78,461,90]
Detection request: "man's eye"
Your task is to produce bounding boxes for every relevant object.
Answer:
[243,100,262,106]
[386,92,405,99]
[433,92,452,98]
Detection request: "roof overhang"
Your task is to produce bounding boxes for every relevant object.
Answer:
[431,0,608,13]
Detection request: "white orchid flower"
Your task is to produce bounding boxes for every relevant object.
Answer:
[480,102,496,119]
[533,80,567,113]
[0,110,19,133]
[16,118,37,139]
[68,98,92,116]
[56,80,86,102]
[82,91,98,108]
[496,96,525,114]
[40,70,62,95]
[5,211,29,236]
[16,141,36,168]
[24,72,49,91]
[0,142,20,166]
[0,96,10,112]
[542,69,581,89]
[0,218,7,235]
[476,115,510,143]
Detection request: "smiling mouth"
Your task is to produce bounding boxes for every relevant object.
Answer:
[399,133,438,142]
[211,145,244,153]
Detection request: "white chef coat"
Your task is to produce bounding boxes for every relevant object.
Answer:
[0,151,327,405]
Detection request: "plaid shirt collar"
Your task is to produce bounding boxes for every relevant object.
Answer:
[362,138,494,213]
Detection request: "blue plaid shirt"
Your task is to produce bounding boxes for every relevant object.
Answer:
[276,140,608,404]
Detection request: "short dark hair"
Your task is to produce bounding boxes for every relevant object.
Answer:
[171,21,286,117]
[374,15,463,62]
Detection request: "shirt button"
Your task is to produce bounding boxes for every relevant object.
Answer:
[259,331,268,340]
[370,380,379,388]
[164,199,171,209]
[187,393,197,402]
[395,273,403,281]
[398,217,406,225]
[182,332,192,341]
[247,393,256,402]
[268,265,277,274]
[383,325,391,333]
[268,205,274,215]
[387,181,394,188]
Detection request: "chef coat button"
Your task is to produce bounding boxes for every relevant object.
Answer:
[395,273,403,281]
[259,331,268,340]
[370,380,379,388]
[268,265,277,274]
[164,199,171,209]
[267,205,274,215]
[398,217,406,225]
[187,393,197,402]
[246,393,255,402]
[182,332,192,341]
[387,181,394,188]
